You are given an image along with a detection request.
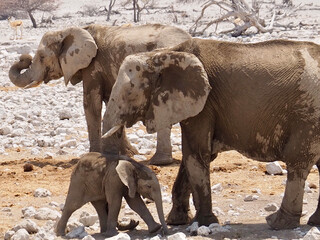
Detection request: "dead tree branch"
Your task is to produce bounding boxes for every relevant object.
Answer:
[189,0,297,37]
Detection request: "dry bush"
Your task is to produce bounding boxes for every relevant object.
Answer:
[3,0,60,28]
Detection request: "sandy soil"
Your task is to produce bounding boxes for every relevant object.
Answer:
[1,148,319,239]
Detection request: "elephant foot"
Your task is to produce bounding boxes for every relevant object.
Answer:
[149,152,173,165]
[308,211,320,226]
[117,220,139,231]
[266,208,300,230]
[193,212,219,226]
[167,208,192,225]
[55,220,66,236]
[104,229,118,238]
[149,223,162,233]
[55,229,65,237]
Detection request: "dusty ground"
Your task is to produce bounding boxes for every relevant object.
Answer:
[1,147,319,239]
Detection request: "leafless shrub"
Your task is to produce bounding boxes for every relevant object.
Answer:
[2,0,59,28]
[189,0,303,37]
[78,4,101,17]
[122,0,156,22]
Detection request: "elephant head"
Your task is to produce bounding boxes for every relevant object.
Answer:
[9,27,97,88]
[103,50,211,137]
[116,159,169,234]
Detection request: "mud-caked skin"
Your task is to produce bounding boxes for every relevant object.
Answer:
[9,24,191,165]
[56,152,168,237]
[103,38,320,230]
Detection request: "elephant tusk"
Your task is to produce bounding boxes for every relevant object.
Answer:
[102,125,122,138]
[24,80,42,89]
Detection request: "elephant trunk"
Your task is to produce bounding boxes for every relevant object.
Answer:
[102,100,126,139]
[154,190,169,234]
[9,54,34,88]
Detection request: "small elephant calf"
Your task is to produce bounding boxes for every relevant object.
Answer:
[56,152,168,237]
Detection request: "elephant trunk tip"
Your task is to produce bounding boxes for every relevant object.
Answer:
[19,54,33,63]
[9,54,34,88]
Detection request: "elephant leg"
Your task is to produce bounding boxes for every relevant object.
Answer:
[150,127,173,165]
[105,192,122,237]
[184,154,218,226]
[266,166,311,229]
[308,160,320,226]
[83,76,103,152]
[91,200,108,233]
[124,195,161,233]
[166,160,192,225]
[56,193,84,236]
[169,115,217,226]
[101,111,138,156]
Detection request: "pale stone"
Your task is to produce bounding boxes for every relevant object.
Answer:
[11,229,30,240]
[34,207,61,220]
[13,219,39,233]
[34,188,52,197]
[167,232,187,240]
[197,225,211,236]
[303,226,320,240]
[266,161,285,175]
[264,203,278,212]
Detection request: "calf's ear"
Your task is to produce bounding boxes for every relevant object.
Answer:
[116,160,137,198]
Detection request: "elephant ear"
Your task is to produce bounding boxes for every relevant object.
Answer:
[58,27,98,85]
[116,160,137,198]
[144,51,211,133]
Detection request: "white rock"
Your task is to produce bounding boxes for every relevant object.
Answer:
[4,230,15,240]
[212,207,225,216]
[79,212,98,227]
[305,182,313,193]
[303,226,320,240]
[0,125,12,135]
[133,155,147,161]
[264,203,278,212]
[22,206,36,218]
[82,235,95,240]
[60,139,77,148]
[11,229,30,240]
[58,110,72,120]
[106,232,131,240]
[139,148,152,155]
[11,128,24,137]
[31,148,41,155]
[167,232,187,240]
[186,222,198,235]
[13,219,39,233]
[211,183,223,194]
[66,226,87,239]
[67,219,83,232]
[34,207,61,220]
[33,229,56,240]
[244,195,259,202]
[34,188,52,197]
[209,223,231,233]
[266,161,285,175]
[197,225,211,236]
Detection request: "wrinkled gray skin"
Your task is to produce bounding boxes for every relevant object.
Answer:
[9,24,191,165]
[103,38,320,230]
[56,152,168,237]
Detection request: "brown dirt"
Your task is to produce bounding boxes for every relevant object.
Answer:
[1,148,319,239]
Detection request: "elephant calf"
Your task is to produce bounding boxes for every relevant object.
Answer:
[56,152,168,237]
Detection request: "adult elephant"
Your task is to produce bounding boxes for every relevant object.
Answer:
[102,38,320,230]
[9,24,191,165]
